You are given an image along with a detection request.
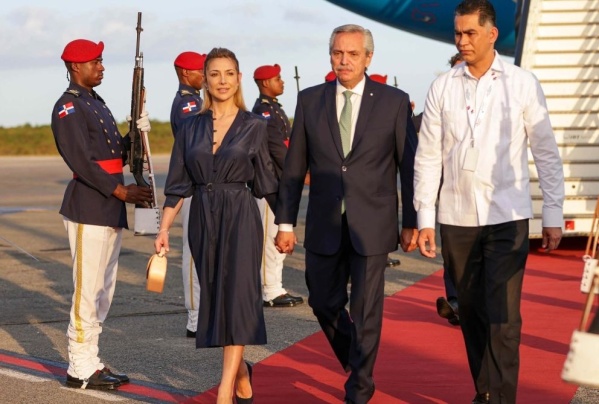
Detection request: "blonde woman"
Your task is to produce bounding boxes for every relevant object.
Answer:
[155,47,277,404]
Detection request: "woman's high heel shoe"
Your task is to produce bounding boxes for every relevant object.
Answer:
[235,361,253,404]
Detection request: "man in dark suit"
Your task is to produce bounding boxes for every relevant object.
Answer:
[275,24,419,404]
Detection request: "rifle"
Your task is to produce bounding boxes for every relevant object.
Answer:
[127,12,160,235]
[294,65,301,93]
[128,12,146,187]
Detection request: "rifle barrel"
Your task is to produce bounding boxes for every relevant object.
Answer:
[135,12,143,59]
[294,65,300,93]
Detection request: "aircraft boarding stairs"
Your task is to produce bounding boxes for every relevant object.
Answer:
[516,0,599,237]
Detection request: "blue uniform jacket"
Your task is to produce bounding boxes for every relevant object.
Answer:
[170,84,203,137]
[251,94,290,180]
[51,83,129,228]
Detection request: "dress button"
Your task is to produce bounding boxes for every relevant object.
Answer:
[341,166,347,172]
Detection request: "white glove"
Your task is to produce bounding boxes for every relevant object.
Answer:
[136,111,151,133]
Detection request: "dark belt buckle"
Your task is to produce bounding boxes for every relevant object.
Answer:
[206,183,213,191]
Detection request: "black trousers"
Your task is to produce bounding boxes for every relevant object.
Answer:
[305,215,387,404]
[443,264,458,300]
[441,220,529,404]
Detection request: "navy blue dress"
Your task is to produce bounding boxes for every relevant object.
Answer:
[164,110,278,347]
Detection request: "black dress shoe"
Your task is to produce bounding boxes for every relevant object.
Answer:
[344,382,375,404]
[66,369,121,390]
[436,296,460,326]
[236,361,253,404]
[101,367,129,384]
[186,329,196,338]
[286,293,304,304]
[472,392,490,403]
[387,257,401,267]
[264,293,304,307]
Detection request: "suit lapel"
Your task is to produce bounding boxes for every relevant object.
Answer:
[324,82,345,159]
[351,78,375,155]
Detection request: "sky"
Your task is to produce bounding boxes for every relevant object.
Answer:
[0,0,467,128]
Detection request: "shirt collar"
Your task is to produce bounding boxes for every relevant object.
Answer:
[68,82,97,99]
[259,93,279,104]
[179,83,201,95]
[336,75,366,96]
[453,50,505,79]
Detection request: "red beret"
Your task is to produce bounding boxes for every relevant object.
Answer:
[61,39,104,63]
[174,52,207,70]
[370,74,387,84]
[254,64,281,80]
[325,71,337,82]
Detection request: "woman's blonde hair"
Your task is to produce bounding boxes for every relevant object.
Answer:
[200,47,247,112]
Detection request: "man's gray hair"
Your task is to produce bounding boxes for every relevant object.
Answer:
[329,24,374,55]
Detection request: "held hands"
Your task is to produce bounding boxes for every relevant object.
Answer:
[113,183,153,206]
[275,231,297,255]
[126,111,152,133]
[417,228,437,258]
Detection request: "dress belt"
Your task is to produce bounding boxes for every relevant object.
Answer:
[197,182,248,192]
[197,182,248,283]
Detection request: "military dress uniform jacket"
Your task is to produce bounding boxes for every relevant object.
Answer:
[252,94,290,180]
[170,84,203,137]
[51,83,129,228]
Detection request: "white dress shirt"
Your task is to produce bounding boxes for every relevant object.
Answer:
[414,52,564,229]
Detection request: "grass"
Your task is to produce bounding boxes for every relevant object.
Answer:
[0,121,175,156]
[0,116,294,156]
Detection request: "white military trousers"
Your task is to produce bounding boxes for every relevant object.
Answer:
[63,218,122,379]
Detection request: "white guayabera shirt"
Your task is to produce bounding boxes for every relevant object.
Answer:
[414,52,564,229]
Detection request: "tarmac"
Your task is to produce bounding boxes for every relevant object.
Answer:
[0,155,596,403]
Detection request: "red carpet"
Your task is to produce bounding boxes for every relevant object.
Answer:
[191,239,587,403]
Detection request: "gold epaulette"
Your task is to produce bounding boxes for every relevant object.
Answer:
[65,89,81,97]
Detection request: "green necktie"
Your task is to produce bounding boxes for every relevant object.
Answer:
[339,90,353,157]
[339,90,353,214]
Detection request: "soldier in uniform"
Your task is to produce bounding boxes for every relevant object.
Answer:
[170,51,206,337]
[170,52,206,135]
[51,38,153,390]
[252,64,304,307]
